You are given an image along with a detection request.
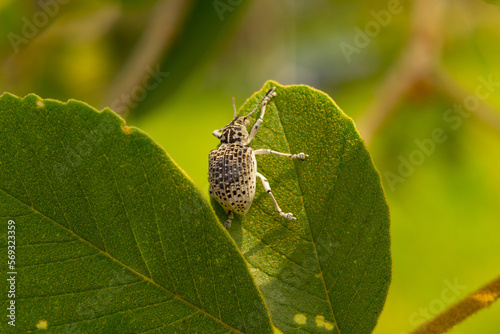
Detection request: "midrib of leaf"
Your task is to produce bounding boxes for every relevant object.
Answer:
[273,94,341,333]
[0,186,244,334]
[241,225,313,272]
[217,82,391,334]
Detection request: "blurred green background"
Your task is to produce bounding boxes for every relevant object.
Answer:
[1,0,499,332]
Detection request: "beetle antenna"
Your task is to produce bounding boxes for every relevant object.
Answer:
[232,97,237,118]
[245,87,276,118]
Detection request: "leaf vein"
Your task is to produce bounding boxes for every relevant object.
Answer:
[0,186,245,333]
[17,252,99,269]
[135,142,178,293]
[274,98,341,333]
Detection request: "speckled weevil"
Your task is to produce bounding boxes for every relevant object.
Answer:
[209,87,308,228]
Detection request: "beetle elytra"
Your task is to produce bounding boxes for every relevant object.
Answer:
[209,87,308,228]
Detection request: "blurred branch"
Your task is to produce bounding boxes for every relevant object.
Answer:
[357,0,446,143]
[433,67,500,133]
[3,5,121,91]
[357,0,500,144]
[410,275,500,334]
[104,0,192,116]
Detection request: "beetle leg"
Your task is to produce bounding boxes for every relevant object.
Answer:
[224,211,234,228]
[247,89,276,144]
[256,172,296,221]
[212,128,224,139]
[254,149,308,160]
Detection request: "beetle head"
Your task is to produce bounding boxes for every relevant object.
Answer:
[219,117,250,144]
[216,87,276,144]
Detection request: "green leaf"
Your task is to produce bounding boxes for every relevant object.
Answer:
[211,82,391,333]
[0,93,273,333]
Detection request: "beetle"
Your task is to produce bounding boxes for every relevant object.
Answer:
[209,87,308,228]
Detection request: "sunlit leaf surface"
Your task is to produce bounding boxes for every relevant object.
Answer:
[212,82,392,334]
[0,93,273,333]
